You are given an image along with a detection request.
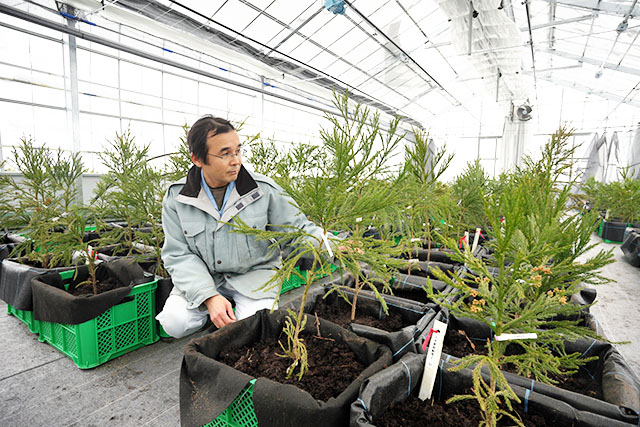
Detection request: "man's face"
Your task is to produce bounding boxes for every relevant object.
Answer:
[191,130,242,188]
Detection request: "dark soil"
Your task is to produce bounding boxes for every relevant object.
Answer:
[311,299,411,332]
[443,329,603,400]
[219,332,366,402]
[68,277,127,296]
[375,394,547,427]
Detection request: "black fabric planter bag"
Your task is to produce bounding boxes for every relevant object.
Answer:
[621,229,640,267]
[602,219,628,243]
[351,352,638,426]
[31,259,151,325]
[425,312,640,421]
[0,242,18,262]
[93,251,172,310]
[180,309,392,427]
[400,248,459,264]
[362,268,457,306]
[398,260,455,277]
[289,283,440,361]
[0,258,75,310]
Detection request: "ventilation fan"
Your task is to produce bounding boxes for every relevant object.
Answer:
[516,103,533,121]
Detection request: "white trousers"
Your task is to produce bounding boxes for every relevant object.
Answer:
[156,283,276,338]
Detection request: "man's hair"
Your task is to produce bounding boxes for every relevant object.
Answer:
[187,115,235,164]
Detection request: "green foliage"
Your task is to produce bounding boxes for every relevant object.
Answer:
[230,92,411,378]
[5,138,86,269]
[399,128,456,253]
[451,160,491,233]
[246,137,327,187]
[60,205,104,294]
[426,127,613,425]
[164,124,192,183]
[582,170,640,224]
[447,354,523,427]
[277,309,309,380]
[93,129,166,275]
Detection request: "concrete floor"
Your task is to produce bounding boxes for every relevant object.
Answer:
[0,282,307,427]
[0,237,638,426]
[580,235,640,377]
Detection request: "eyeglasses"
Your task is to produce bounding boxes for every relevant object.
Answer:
[207,146,244,161]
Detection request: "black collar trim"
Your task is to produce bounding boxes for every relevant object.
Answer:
[179,165,257,198]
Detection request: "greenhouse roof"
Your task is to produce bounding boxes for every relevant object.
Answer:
[3,0,640,144]
[16,0,635,129]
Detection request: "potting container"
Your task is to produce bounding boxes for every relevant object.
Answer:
[1,260,76,334]
[181,309,392,427]
[600,219,628,243]
[36,270,158,369]
[621,229,640,267]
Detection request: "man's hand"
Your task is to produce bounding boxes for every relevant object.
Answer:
[204,294,236,328]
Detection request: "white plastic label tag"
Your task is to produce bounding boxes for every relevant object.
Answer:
[418,319,448,400]
[321,232,334,258]
[471,228,481,253]
[410,238,422,242]
[494,333,538,342]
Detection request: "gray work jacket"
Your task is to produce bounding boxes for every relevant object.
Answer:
[161,165,325,309]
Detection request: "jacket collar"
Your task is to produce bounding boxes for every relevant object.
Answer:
[179,164,257,198]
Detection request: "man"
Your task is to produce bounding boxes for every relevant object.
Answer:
[156,115,327,338]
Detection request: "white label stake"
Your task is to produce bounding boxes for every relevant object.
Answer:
[321,232,334,258]
[418,319,448,400]
[495,333,538,342]
[471,228,481,253]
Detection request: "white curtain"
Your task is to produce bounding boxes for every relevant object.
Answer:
[604,131,620,183]
[582,133,601,183]
[501,117,531,173]
[629,126,640,180]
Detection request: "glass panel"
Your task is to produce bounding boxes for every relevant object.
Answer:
[163,73,198,102]
[214,0,261,32]
[32,107,71,150]
[30,37,64,75]
[0,26,30,68]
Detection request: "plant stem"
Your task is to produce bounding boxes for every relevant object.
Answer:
[291,239,324,363]
[351,264,361,321]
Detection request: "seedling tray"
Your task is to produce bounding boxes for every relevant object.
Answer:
[203,379,257,427]
[37,270,158,369]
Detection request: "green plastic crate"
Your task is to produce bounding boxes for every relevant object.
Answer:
[37,274,159,369]
[280,266,306,294]
[6,270,76,334]
[202,379,257,427]
[280,264,338,295]
[7,304,39,333]
[157,322,171,338]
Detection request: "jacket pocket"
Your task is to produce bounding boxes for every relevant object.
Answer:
[181,221,210,266]
[242,214,272,260]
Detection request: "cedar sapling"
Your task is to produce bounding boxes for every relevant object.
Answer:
[401,129,454,263]
[426,127,614,426]
[231,92,411,378]
[5,138,85,269]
